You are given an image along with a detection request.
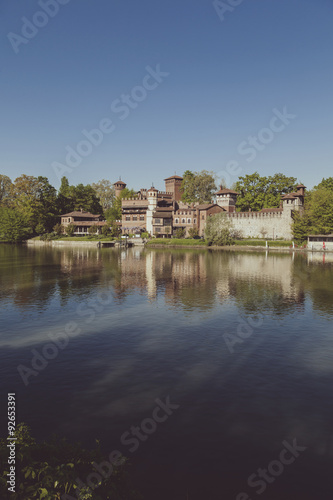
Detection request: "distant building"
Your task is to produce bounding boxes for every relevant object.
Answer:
[118,177,306,240]
[60,210,106,235]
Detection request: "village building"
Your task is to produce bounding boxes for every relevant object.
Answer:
[59,176,306,240]
[118,176,306,240]
[60,210,106,235]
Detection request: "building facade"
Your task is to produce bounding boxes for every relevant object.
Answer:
[118,177,306,240]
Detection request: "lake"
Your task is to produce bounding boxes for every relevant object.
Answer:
[1,244,333,499]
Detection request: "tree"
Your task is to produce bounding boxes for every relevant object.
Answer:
[292,187,333,243]
[91,179,115,210]
[88,225,97,235]
[235,172,297,212]
[0,207,33,242]
[65,223,76,236]
[105,188,137,222]
[10,175,57,233]
[181,170,217,204]
[53,223,63,235]
[314,177,333,191]
[174,227,186,238]
[188,227,199,238]
[56,177,103,215]
[0,175,13,206]
[205,213,234,246]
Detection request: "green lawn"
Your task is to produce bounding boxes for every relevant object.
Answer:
[233,239,294,247]
[146,238,207,246]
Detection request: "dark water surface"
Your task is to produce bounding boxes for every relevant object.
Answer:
[1,244,333,499]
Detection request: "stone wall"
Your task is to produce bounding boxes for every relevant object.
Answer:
[227,211,293,240]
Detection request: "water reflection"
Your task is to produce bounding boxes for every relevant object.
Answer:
[1,245,333,317]
[1,245,333,499]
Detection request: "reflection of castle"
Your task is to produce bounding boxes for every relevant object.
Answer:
[117,176,306,240]
[119,249,306,312]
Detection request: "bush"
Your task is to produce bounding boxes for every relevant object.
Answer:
[188,227,199,239]
[88,226,97,235]
[65,223,76,237]
[174,228,186,239]
[0,423,140,500]
[141,232,149,239]
[53,223,63,236]
[205,213,234,246]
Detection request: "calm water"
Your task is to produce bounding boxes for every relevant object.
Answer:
[1,244,333,499]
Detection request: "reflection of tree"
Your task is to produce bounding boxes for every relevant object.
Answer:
[0,245,122,310]
[2,246,332,318]
[293,256,333,317]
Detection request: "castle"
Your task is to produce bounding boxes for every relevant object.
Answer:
[117,175,306,240]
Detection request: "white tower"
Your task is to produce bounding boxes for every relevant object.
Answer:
[146,187,158,235]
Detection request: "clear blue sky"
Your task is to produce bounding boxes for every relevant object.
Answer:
[1,0,332,192]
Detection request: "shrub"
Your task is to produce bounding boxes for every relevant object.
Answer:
[174,228,186,239]
[205,213,234,246]
[188,227,199,239]
[53,223,63,235]
[65,223,76,237]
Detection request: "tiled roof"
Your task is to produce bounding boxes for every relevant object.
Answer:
[73,221,106,226]
[215,188,239,195]
[164,175,183,181]
[61,211,101,218]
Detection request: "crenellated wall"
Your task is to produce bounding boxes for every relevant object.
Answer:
[227,210,293,239]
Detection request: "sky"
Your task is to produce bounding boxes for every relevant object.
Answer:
[1,0,332,192]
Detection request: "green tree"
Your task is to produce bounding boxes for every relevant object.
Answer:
[53,223,63,235]
[91,179,115,210]
[65,223,76,236]
[105,188,137,222]
[0,175,13,206]
[205,213,234,246]
[181,170,216,204]
[88,225,97,235]
[0,207,33,242]
[314,177,333,191]
[56,177,103,215]
[188,227,199,238]
[11,175,57,233]
[292,187,333,243]
[174,227,186,238]
[235,172,297,212]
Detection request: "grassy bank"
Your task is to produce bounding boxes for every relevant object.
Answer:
[146,238,207,247]
[31,235,116,242]
[233,239,293,247]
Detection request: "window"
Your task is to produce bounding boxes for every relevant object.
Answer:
[175,218,179,223]
[140,215,144,221]
[187,218,191,224]
[202,215,204,220]
[155,227,161,233]
[155,218,161,224]
[133,216,137,221]
[182,218,185,224]
[194,219,197,224]
[125,216,130,221]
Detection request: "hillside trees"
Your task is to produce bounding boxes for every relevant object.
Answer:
[0,175,13,206]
